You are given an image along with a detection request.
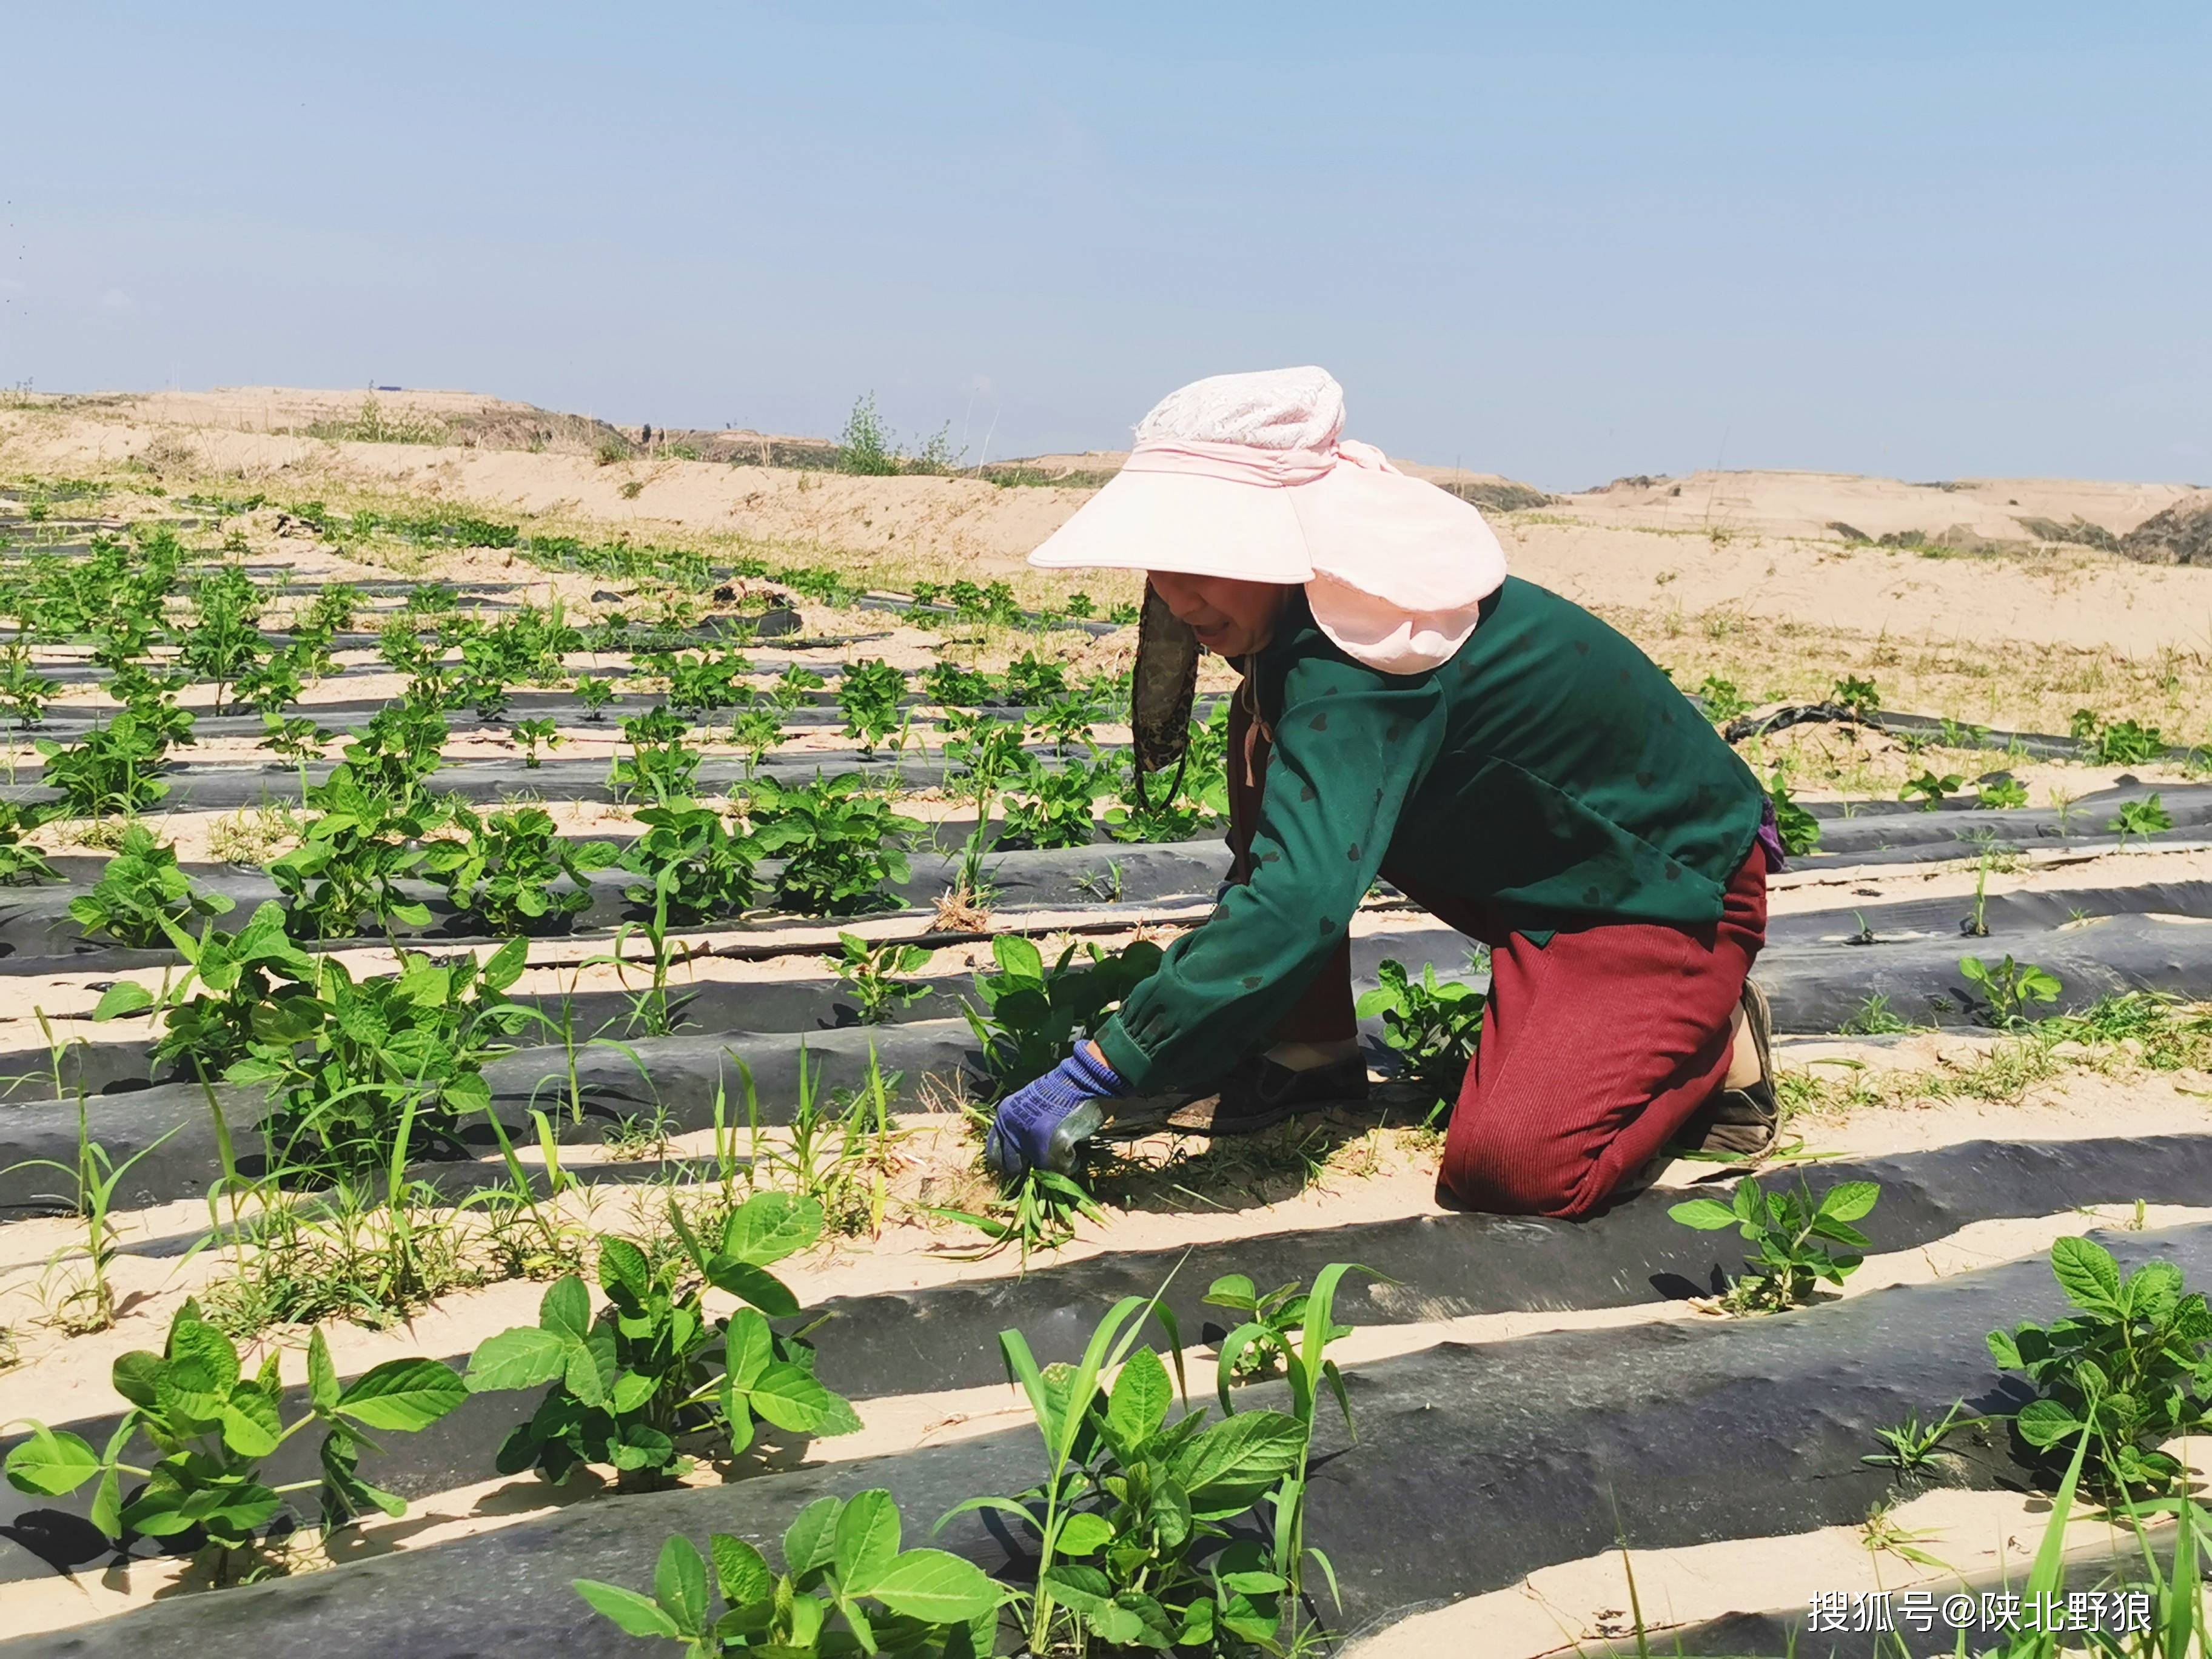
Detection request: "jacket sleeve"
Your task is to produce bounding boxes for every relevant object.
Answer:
[1094,657,1446,1092]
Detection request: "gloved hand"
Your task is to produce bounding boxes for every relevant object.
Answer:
[984,1044,1128,1181]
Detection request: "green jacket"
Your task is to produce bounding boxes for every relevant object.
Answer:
[1094,577,1765,1093]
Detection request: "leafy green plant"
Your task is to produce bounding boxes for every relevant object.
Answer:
[1355,958,1481,1100]
[1987,1235,2212,1497]
[610,706,702,805]
[233,939,534,1174]
[93,900,317,1082]
[0,642,59,728]
[1899,769,1963,808]
[837,657,907,755]
[754,774,921,915]
[1670,1175,1882,1313]
[1831,674,1881,719]
[68,825,235,945]
[962,933,1164,1093]
[1202,1271,1359,1397]
[36,708,173,817]
[623,801,763,921]
[269,773,443,940]
[1768,773,1821,856]
[1695,674,1751,722]
[0,800,56,885]
[923,661,994,706]
[1000,755,1109,851]
[509,716,561,768]
[2111,793,2174,846]
[1960,953,2062,1028]
[574,1493,1008,1656]
[575,674,617,719]
[426,805,620,934]
[942,1267,1359,1655]
[829,932,934,1024]
[467,1193,859,1487]
[2,1304,463,1583]
[1977,774,2029,809]
[2072,709,2165,765]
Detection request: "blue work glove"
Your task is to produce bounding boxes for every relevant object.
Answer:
[984,1045,1128,1181]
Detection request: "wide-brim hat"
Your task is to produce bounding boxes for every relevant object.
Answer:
[1028,366,1508,672]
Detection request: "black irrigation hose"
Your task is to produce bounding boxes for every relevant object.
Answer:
[1722,701,2210,767]
[12,1222,2210,1657]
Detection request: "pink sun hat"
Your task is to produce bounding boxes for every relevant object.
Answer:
[1027,366,1509,673]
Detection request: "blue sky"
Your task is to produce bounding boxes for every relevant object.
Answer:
[7,3,2207,489]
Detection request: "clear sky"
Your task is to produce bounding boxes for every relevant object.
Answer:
[6,2,2207,491]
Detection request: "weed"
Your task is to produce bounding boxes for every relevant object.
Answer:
[1671,1174,1882,1313]
[1862,1398,1981,1478]
[1695,674,1751,722]
[1840,994,1913,1036]
[2,1096,180,1330]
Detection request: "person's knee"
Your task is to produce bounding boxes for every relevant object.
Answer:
[1437,1116,1590,1217]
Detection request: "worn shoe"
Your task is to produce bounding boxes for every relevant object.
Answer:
[1673,979,1778,1159]
[1175,1050,1371,1136]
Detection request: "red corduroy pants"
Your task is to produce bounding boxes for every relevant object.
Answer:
[1226,693,1768,1219]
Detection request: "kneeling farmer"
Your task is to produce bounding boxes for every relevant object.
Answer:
[986,367,1785,1218]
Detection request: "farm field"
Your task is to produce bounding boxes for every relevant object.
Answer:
[1,389,2211,1657]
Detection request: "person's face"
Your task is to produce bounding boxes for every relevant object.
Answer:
[1148,572,1291,657]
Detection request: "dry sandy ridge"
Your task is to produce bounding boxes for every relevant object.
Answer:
[7,389,2212,661]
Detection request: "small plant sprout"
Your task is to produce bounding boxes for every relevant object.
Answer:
[1829,674,1881,720]
[1976,773,2029,809]
[828,931,934,1024]
[1862,1399,1982,1478]
[2110,792,2173,847]
[509,716,561,768]
[1961,848,1996,937]
[4,1098,182,1331]
[574,1492,1010,1655]
[1671,1175,1882,1314]
[1959,953,2062,1028]
[2,1305,464,1583]
[1898,769,1963,809]
[1355,958,1484,1101]
[574,674,616,719]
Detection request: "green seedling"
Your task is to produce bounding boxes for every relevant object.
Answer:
[609,705,702,805]
[466,1193,860,1487]
[0,800,57,885]
[2071,709,2165,766]
[622,800,763,920]
[1695,674,1751,722]
[574,674,617,719]
[752,773,921,916]
[1830,674,1880,719]
[2111,793,2174,846]
[999,754,1110,851]
[1977,774,2029,809]
[836,657,906,755]
[1671,1175,1882,1313]
[829,932,933,1024]
[1899,769,1963,808]
[961,933,1163,1093]
[426,804,621,934]
[1988,1235,2212,1498]
[1356,958,1483,1101]
[67,824,235,946]
[575,1493,1008,1657]
[1960,952,2062,1028]
[2,1305,463,1583]
[1203,1270,1359,1399]
[509,716,561,768]
[36,709,173,817]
